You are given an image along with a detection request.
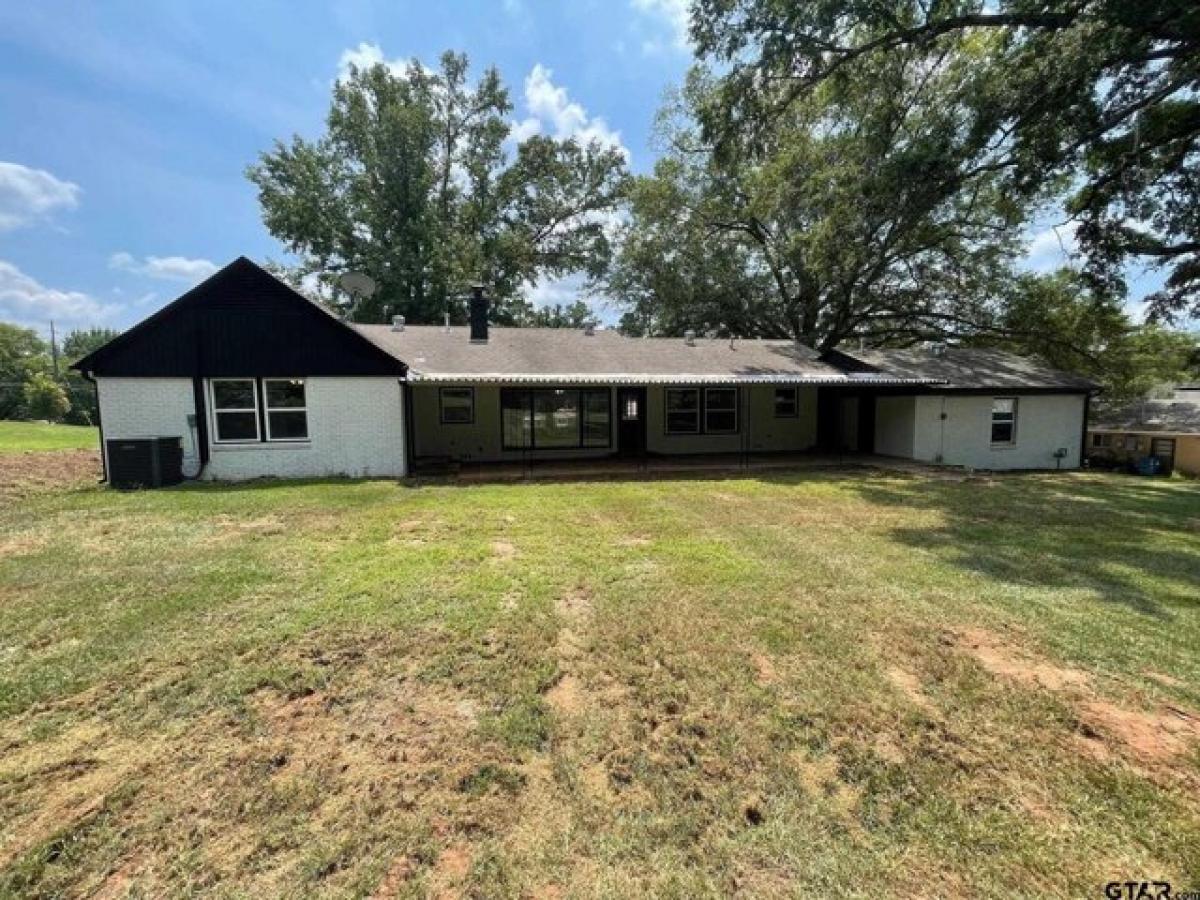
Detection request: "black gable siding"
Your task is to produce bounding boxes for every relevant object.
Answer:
[74,257,406,378]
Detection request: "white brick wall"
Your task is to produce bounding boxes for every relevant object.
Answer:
[96,377,201,476]
[912,393,1084,470]
[96,376,407,481]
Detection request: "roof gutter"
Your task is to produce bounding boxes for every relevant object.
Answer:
[404,372,947,386]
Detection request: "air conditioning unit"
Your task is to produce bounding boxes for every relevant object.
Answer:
[106,436,184,489]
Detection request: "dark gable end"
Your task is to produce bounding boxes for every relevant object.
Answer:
[72,257,407,378]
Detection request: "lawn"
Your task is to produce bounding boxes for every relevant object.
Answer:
[0,465,1197,898]
[0,421,98,453]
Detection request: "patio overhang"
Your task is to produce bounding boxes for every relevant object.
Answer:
[405,372,948,386]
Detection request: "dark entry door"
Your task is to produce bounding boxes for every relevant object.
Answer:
[1151,437,1176,474]
[616,387,647,456]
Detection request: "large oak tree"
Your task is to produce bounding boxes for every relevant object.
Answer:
[691,0,1200,320]
[248,51,629,324]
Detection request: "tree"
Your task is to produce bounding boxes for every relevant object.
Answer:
[0,324,50,419]
[248,51,629,324]
[691,0,1200,320]
[968,269,1200,403]
[606,62,1024,350]
[22,372,70,422]
[521,300,600,329]
[61,327,121,425]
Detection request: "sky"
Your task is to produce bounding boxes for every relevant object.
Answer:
[0,0,1159,338]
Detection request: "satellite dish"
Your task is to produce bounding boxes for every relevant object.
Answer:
[339,272,377,298]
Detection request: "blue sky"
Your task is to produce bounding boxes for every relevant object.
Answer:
[0,0,1155,338]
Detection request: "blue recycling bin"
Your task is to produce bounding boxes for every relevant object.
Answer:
[1135,455,1162,476]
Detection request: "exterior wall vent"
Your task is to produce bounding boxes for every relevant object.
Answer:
[392,315,405,332]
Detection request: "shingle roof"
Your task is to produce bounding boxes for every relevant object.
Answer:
[827,347,1098,391]
[353,326,943,385]
[1091,398,1200,434]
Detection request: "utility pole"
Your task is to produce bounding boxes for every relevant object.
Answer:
[49,320,60,377]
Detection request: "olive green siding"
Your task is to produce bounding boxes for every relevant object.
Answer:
[411,384,818,462]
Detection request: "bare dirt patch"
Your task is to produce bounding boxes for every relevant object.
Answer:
[490,540,517,560]
[1078,700,1200,766]
[751,653,777,686]
[428,845,472,897]
[0,449,100,498]
[950,627,1091,692]
[545,674,584,716]
[885,665,935,713]
[949,626,1200,770]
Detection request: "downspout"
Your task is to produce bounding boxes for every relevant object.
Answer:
[1079,392,1092,469]
[188,376,210,479]
[82,372,108,484]
[402,379,415,477]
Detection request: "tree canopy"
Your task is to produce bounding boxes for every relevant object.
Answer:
[607,55,1024,350]
[691,0,1200,320]
[249,51,629,324]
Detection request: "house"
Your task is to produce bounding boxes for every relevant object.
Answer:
[73,257,1098,482]
[1087,387,1200,476]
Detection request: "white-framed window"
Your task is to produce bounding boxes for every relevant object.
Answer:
[264,378,308,441]
[665,388,700,434]
[774,387,798,418]
[439,387,474,424]
[705,387,738,434]
[990,397,1017,445]
[210,378,260,443]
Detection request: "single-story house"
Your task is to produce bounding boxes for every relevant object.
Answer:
[73,257,1098,483]
[1087,388,1200,476]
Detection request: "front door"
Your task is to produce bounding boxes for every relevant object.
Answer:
[617,387,647,457]
[1151,437,1176,474]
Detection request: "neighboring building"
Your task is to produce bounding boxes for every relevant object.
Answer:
[1088,390,1200,476]
[73,258,1098,482]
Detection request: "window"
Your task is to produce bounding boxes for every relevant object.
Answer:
[990,397,1017,445]
[582,391,610,446]
[774,387,798,418]
[210,379,259,442]
[665,388,700,434]
[439,387,474,425]
[1091,433,1112,449]
[264,379,308,441]
[501,388,610,450]
[665,387,741,435]
[534,390,579,448]
[705,387,738,434]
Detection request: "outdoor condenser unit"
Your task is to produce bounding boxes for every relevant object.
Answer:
[105,436,184,489]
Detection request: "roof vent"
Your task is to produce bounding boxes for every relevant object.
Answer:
[583,323,595,336]
[392,315,405,332]
[684,329,696,346]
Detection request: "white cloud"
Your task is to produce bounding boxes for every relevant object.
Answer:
[109,252,219,283]
[1022,222,1079,272]
[0,260,118,331]
[335,42,431,83]
[513,64,630,160]
[0,161,81,231]
[631,0,691,53]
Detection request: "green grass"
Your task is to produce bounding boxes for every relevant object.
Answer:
[0,421,98,453]
[0,466,1198,898]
